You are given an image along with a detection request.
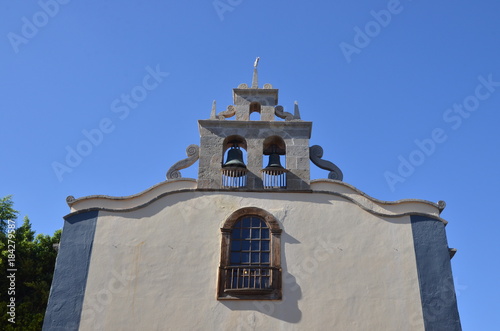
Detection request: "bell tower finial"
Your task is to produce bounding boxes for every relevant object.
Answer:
[252,57,260,88]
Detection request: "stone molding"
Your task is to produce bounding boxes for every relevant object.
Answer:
[65,179,447,224]
[66,178,197,213]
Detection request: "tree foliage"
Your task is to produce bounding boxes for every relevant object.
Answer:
[0,196,61,330]
[0,195,18,233]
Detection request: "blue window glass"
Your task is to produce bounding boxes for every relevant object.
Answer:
[241,252,250,263]
[251,217,262,227]
[241,228,251,239]
[261,241,269,251]
[241,240,250,250]
[230,216,271,266]
[231,240,241,251]
[230,252,240,264]
[261,228,269,239]
[233,229,241,239]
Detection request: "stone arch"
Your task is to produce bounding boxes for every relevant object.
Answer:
[262,135,286,167]
[222,135,247,165]
[249,101,261,114]
[221,207,282,234]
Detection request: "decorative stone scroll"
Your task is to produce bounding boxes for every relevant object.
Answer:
[66,195,76,206]
[274,105,294,121]
[216,105,236,120]
[166,144,200,180]
[309,145,344,181]
[437,200,446,213]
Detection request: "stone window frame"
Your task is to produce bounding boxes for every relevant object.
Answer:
[217,207,282,300]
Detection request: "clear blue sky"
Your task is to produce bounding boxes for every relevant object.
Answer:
[1,0,499,329]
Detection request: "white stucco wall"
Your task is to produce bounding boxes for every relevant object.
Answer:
[78,189,426,331]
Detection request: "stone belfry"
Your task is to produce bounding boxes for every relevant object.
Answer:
[167,58,343,190]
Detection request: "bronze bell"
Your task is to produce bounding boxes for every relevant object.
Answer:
[265,145,285,169]
[223,145,246,168]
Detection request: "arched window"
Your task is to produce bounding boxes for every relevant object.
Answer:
[218,207,282,300]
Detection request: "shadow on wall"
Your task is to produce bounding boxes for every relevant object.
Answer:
[220,231,302,324]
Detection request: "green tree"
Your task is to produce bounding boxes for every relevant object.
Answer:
[0,196,61,330]
[0,195,18,233]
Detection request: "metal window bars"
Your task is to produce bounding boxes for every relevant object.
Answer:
[261,168,287,189]
[223,266,278,291]
[221,167,248,188]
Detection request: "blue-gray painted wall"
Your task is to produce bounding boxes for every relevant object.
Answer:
[42,210,98,331]
[411,215,461,331]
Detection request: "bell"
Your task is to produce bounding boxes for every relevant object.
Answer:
[265,152,284,169]
[223,146,246,168]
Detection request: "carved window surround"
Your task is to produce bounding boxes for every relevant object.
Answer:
[217,207,282,300]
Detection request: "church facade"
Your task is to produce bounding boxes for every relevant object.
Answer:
[43,62,461,330]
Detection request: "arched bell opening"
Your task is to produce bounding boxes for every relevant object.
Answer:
[249,102,261,121]
[262,136,287,189]
[221,135,248,188]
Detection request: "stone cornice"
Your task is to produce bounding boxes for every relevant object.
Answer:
[65,178,447,224]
